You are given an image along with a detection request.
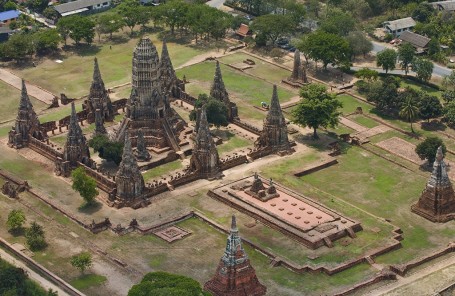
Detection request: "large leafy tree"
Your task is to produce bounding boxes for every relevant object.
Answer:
[25,222,47,251]
[94,13,124,40]
[190,94,228,128]
[415,137,446,164]
[366,76,401,111]
[376,49,397,74]
[33,29,62,54]
[398,42,415,75]
[346,31,373,59]
[116,0,146,35]
[399,97,419,133]
[419,94,442,123]
[320,10,356,36]
[292,84,342,139]
[128,272,210,296]
[443,70,455,91]
[155,0,189,35]
[444,100,455,126]
[305,30,351,69]
[251,14,296,45]
[7,209,26,234]
[70,252,93,274]
[57,16,95,45]
[88,135,123,165]
[71,167,99,206]
[412,57,433,82]
[0,33,35,61]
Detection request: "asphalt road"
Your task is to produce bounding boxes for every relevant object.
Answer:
[370,40,452,77]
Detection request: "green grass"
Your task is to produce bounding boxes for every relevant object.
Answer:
[70,274,107,290]
[337,94,373,115]
[216,133,252,156]
[142,160,183,182]
[0,80,48,123]
[11,34,205,98]
[176,61,296,106]
[39,102,83,123]
[401,78,442,99]
[350,114,379,128]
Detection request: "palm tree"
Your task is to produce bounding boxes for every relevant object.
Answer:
[399,98,419,133]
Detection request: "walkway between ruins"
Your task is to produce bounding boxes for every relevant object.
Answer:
[0,247,70,296]
[0,68,55,104]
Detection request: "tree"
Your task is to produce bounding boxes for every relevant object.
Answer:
[7,210,26,234]
[399,97,419,133]
[42,7,59,20]
[25,222,47,251]
[71,167,98,205]
[376,49,397,74]
[251,14,296,45]
[320,10,355,36]
[156,0,189,35]
[88,135,123,165]
[0,33,35,61]
[190,94,228,128]
[398,42,415,75]
[57,15,95,45]
[412,57,433,82]
[415,137,446,164]
[442,90,455,103]
[128,272,210,296]
[419,94,442,122]
[95,13,124,40]
[25,0,48,13]
[33,29,61,54]
[305,30,351,69]
[116,0,144,35]
[355,68,378,81]
[412,2,434,23]
[365,76,401,111]
[292,84,342,139]
[443,71,455,91]
[70,252,92,274]
[346,31,373,58]
[444,100,455,126]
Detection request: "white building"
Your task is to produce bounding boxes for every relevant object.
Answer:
[383,17,416,37]
[53,0,111,17]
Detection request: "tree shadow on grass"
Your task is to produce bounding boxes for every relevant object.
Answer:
[8,228,25,237]
[64,44,102,57]
[107,34,130,45]
[157,31,193,45]
[78,201,102,214]
[421,120,447,132]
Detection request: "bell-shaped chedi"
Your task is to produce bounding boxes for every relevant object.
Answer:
[210,61,237,120]
[115,131,145,201]
[159,40,180,98]
[189,106,222,180]
[204,215,267,296]
[86,57,115,123]
[412,146,455,222]
[62,102,91,167]
[8,80,47,148]
[255,85,293,154]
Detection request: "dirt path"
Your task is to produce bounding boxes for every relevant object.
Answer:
[0,247,72,296]
[176,50,235,70]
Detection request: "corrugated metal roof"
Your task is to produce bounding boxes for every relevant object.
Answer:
[384,17,416,31]
[0,10,20,22]
[54,0,108,14]
[399,31,431,49]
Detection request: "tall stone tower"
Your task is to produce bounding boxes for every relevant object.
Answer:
[412,147,455,222]
[85,57,115,123]
[210,61,237,120]
[115,131,145,202]
[62,102,91,167]
[94,109,107,136]
[8,80,47,148]
[116,37,185,151]
[290,50,308,83]
[204,215,267,296]
[159,40,180,98]
[190,107,221,180]
[255,85,292,153]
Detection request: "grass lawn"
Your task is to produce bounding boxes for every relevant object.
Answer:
[142,160,182,182]
[0,80,48,122]
[337,94,373,115]
[350,114,379,128]
[400,78,442,99]
[39,102,84,123]
[70,274,107,290]
[176,61,296,106]
[216,131,253,156]
[10,34,205,98]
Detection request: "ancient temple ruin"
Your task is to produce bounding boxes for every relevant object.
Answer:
[135,129,151,161]
[246,173,279,201]
[204,215,267,296]
[290,49,308,83]
[255,85,293,154]
[189,107,222,180]
[159,40,181,99]
[94,109,107,136]
[8,80,47,148]
[55,102,92,176]
[112,131,145,206]
[84,57,115,123]
[115,37,186,153]
[412,147,455,222]
[210,61,238,121]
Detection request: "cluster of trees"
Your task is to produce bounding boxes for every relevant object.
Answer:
[291,84,342,139]
[7,210,47,251]
[227,0,306,19]
[71,167,99,206]
[128,271,210,296]
[415,136,446,165]
[89,134,124,165]
[0,29,62,61]
[1,258,57,296]
[189,94,229,128]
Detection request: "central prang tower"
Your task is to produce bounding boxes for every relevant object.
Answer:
[115,37,186,151]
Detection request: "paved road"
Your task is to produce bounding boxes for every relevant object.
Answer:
[0,247,70,296]
[370,40,452,77]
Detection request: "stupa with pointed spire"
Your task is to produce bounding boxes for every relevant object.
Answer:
[412,147,455,222]
[115,131,145,203]
[190,106,221,180]
[159,40,181,99]
[85,57,115,123]
[255,85,293,154]
[115,37,186,152]
[62,102,91,167]
[204,215,267,296]
[290,50,308,83]
[8,80,47,148]
[210,61,237,121]
[94,109,107,136]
